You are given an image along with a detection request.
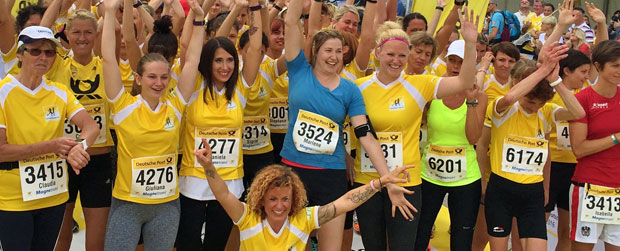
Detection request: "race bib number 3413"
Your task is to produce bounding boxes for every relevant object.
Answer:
[131,154,177,199]
[293,110,339,154]
[501,135,547,175]
[194,128,240,168]
[19,153,67,201]
[581,184,620,224]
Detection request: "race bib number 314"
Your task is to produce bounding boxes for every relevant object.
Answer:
[292,110,339,154]
[19,154,67,201]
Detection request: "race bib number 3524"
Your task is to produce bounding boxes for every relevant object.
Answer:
[292,110,339,155]
[19,154,67,201]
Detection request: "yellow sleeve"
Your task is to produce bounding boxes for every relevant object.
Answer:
[484,100,494,127]
[63,84,85,119]
[109,89,135,114]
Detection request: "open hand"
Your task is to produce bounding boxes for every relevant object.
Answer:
[459,6,480,43]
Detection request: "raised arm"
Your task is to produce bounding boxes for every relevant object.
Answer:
[541,0,575,53]
[585,2,608,43]
[178,0,207,100]
[40,0,63,28]
[353,0,376,72]
[284,0,303,61]
[436,7,478,99]
[215,0,246,37]
[123,0,143,71]
[465,86,488,145]
[102,0,124,99]
[551,81,585,121]
[195,138,245,222]
[435,3,459,54]
[426,0,447,36]
[317,165,412,226]
[496,43,569,113]
[306,0,321,41]
[0,0,15,54]
[169,0,187,36]
[241,0,263,86]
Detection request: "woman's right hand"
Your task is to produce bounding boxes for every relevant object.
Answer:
[381,165,417,220]
[480,51,494,70]
[194,138,215,172]
[188,0,205,17]
[557,0,576,28]
[51,137,78,158]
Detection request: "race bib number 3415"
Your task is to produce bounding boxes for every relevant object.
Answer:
[293,110,339,155]
[19,153,67,201]
[194,128,240,168]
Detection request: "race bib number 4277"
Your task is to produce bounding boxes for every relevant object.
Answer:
[194,128,240,168]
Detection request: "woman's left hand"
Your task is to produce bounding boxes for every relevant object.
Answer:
[585,1,606,24]
[459,6,479,43]
[66,144,90,175]
[188,0,205,17]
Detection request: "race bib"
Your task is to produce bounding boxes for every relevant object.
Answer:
[269,98,288,130]
[242,116,270,150]
[131,154,177,199]
[556,122,571,150]
[343,121,351,153]
[63,103,107,145]
[501,135,548,175]
[292,110,339,154]
[19,154,67,201]
[581,184,620,224]
[361,132,403,173]
[425,145,467,182]
[194,128,240,168]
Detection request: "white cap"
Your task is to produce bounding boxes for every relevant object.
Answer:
[446,40,465,59]
[17,26,61,48]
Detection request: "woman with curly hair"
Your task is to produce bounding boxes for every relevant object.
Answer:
[193,138,412,250]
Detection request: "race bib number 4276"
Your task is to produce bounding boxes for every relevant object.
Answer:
[292,110,339,155]
[131,154,177,199]
[19,153,67,201]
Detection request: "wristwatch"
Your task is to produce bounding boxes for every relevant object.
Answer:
[77,138,88,151]
[466,99,478,107]
[133,0,142,8]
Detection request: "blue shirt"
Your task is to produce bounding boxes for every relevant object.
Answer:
[489,11,504,40]
[282,50,366,169]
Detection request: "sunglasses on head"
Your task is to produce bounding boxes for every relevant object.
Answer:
[24,47,56,57]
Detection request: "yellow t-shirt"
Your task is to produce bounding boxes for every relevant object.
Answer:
[46,56,114,147]
[179,75,251,180]
[340,61,366,153]
[548,83,588,163]
[524,12,544,34]
[430,57,447,78]
[484,98,559,184]
[269,72,289,134]
[109,89,186,204]
[236,203,319,251]
[2,39,19,77]
[0,75,83,211]
[354,73,442,187]
[483,74,511,102]
[242,59,278,154]
[119,59,135,93]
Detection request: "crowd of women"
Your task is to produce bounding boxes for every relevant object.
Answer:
[0,0,619,250]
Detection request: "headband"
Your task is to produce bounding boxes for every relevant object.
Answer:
[377,37,410,48]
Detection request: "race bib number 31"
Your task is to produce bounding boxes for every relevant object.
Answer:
[63,103,107,145]
[293,110,338,154]
[581,184,620,224]
[361,132,403,173]
[425,145,467,182]
[501,135,547,175]
[194,128,240,168]
[19,154,67,201]
[242,116,270,150]
[131,154,177,199]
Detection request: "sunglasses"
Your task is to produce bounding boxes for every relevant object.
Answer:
[24,47,57,57]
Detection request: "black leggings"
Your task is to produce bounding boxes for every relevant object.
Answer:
[0,203,65,251]
[176,194,233,251]
[414,179,481,251]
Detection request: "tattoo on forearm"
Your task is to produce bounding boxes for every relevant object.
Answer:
[318,202,337,224]
[350,186,374,203]
[204,169,217,179]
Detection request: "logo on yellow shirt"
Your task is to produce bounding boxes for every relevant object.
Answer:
[43,105,60,121]
[389,96,405,111]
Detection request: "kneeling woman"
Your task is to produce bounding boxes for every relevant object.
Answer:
[194,139,412,250]
[100,0,198,249]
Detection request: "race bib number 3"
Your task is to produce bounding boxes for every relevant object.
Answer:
[581,184,620,224]
[425,145,467,182]
[63,103,107,145]
[131,154,177,199]
[556,123,571,150]
[501,135,547,175]
[269,98,288,130]
[242,116,270,150]
[19,154,67,201]
[343,122,351,153]
[361,132,403,173]
[292,110,339,154]
[194,128,240,168]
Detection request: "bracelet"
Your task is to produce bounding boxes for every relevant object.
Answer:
[249,4,262,11]
[313,0,322,2]
[549,77,562,87]
[454,0,465,6]
[477,69,487,73]
[367,0,377,3]
[133,0,142,8]
[370,179,379,192]
[612,134,619,144]
[193,20,206,26]
[435,6,444,11]
[301,13,310,19]
[273,4,282,11]
[466,99,479,107]
[378,177,383,189]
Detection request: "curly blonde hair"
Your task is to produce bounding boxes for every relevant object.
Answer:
[246,165,308,219]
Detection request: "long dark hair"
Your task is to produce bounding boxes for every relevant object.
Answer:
[198,37,239,104]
